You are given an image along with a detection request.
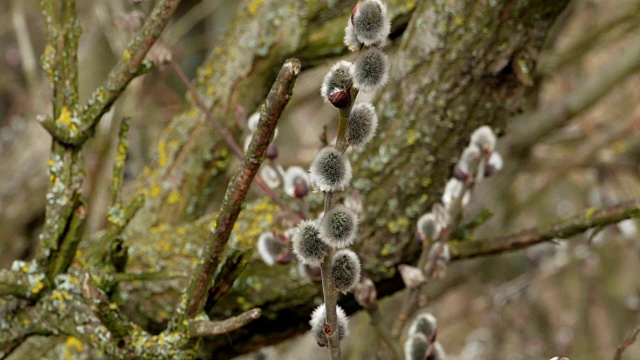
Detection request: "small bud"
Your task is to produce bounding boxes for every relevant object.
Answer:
[319,205,359,248]
[351,0,390,47]
[484,151,503,177]
[409,313,438,343]
[456,145,481,180]
[442,178,470,210]
[331,249,361,293]
[354,47,389,92]
[321,61,355,108]
[432,342,446,360]
[292,220,327,266]
[470,125,497,154]
[294,177,309,198]
[284,166,310,198]
[417,212,441,242]
[398,264,426,289]
[309,147,353,193]
[310,304,349,347]
[347,102,378,147]
[265,142,278,160]
[404,333,431,360]
[328,89,352,108]
[344,190,363,214]
[257,232,287,266]
[260,165,281,189]
[354,277,377,309]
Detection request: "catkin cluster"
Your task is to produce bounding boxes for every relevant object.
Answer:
[404,313,446,360]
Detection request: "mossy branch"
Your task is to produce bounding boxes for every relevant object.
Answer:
[40,0,182,146]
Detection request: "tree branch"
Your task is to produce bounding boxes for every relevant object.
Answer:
[451,198,640,260]
[612,325,640,360]
[181,59,301,320]
[188,308,262,338]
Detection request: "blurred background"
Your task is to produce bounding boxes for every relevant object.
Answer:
[2,0,640,359]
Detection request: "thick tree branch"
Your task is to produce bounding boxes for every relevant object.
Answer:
[181,59,301,319]
[451,198,640,260]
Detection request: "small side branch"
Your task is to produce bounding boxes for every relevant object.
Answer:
[180,59,301,320]
[451,198,640,260]
[612,326,640,360]
[0,270,37,299]
[188,308,262,338]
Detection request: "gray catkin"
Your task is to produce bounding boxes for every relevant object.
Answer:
[331,249,361,292]
[292,220,327,266]
[347,102,378,147]
[354,47,388,92]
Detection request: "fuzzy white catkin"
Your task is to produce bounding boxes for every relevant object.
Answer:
[292,220,327,266]
[347,102,378,147]
[408,313,438,340]
[404,333,431,360]
[257,232,284,266]
[309,147,352,192]
[352,0,390,47]
[319,205,359,248]
[344,21,363,52]
[260,165,280,189]
[354,47,389,92]
[457,145,481,177]
[417,212,441,241]
[442,178,470,210]
[470,125,496,153]
[433,341,447,360]
[309,304,349,346]
[320,61,355,103]
[331,249,361,293]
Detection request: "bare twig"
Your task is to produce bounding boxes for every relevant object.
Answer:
[169,60,300,219]
[180,59,301,320]
[188,308,262,338]
[451,197,640,260]
[613,326,640,360]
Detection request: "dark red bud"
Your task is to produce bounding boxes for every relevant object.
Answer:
[351,3,359,25]
[323,324,332,335]
[452,165,468,182]
[328,89,351,108]
[294,178,309,198]
[266,142,278,160]
[276,250,295,265]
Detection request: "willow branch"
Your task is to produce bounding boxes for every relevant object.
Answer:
[169,60,298,218]
[181,59,301,320]
[451,198,640,260]
[188,308,262,338]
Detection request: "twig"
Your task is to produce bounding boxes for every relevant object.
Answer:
[204,249,252,312]
[0,269,37,299]
[187,308,262,338]
[319,88,359,360]
[40,0,182,146]
[180,59,301,320]
[612,326,640,360]
[451,197,640,260]
[169,60,300,219]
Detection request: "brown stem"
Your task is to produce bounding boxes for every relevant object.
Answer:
[451,197,640,260]
[169,60,300,219]
[180,59,301,320]
[612,325,640,360]
[188,308,262,338]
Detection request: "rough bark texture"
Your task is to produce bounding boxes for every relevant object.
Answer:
[73,0,571,357]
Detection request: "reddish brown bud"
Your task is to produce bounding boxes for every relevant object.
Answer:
[328,89,351,108]
[355,277,377,309]
[294,177,309,198]
[266,142,278,160]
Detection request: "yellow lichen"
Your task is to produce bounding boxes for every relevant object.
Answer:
[158,139,168,167]
[584,207,597,220]
[56,106,78,132]
[123,49,131,60]
[150,182,162,198]
[167,190,181,205]
[387,216,410,234]
[248,0,263,15]
[65,336,84,359]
